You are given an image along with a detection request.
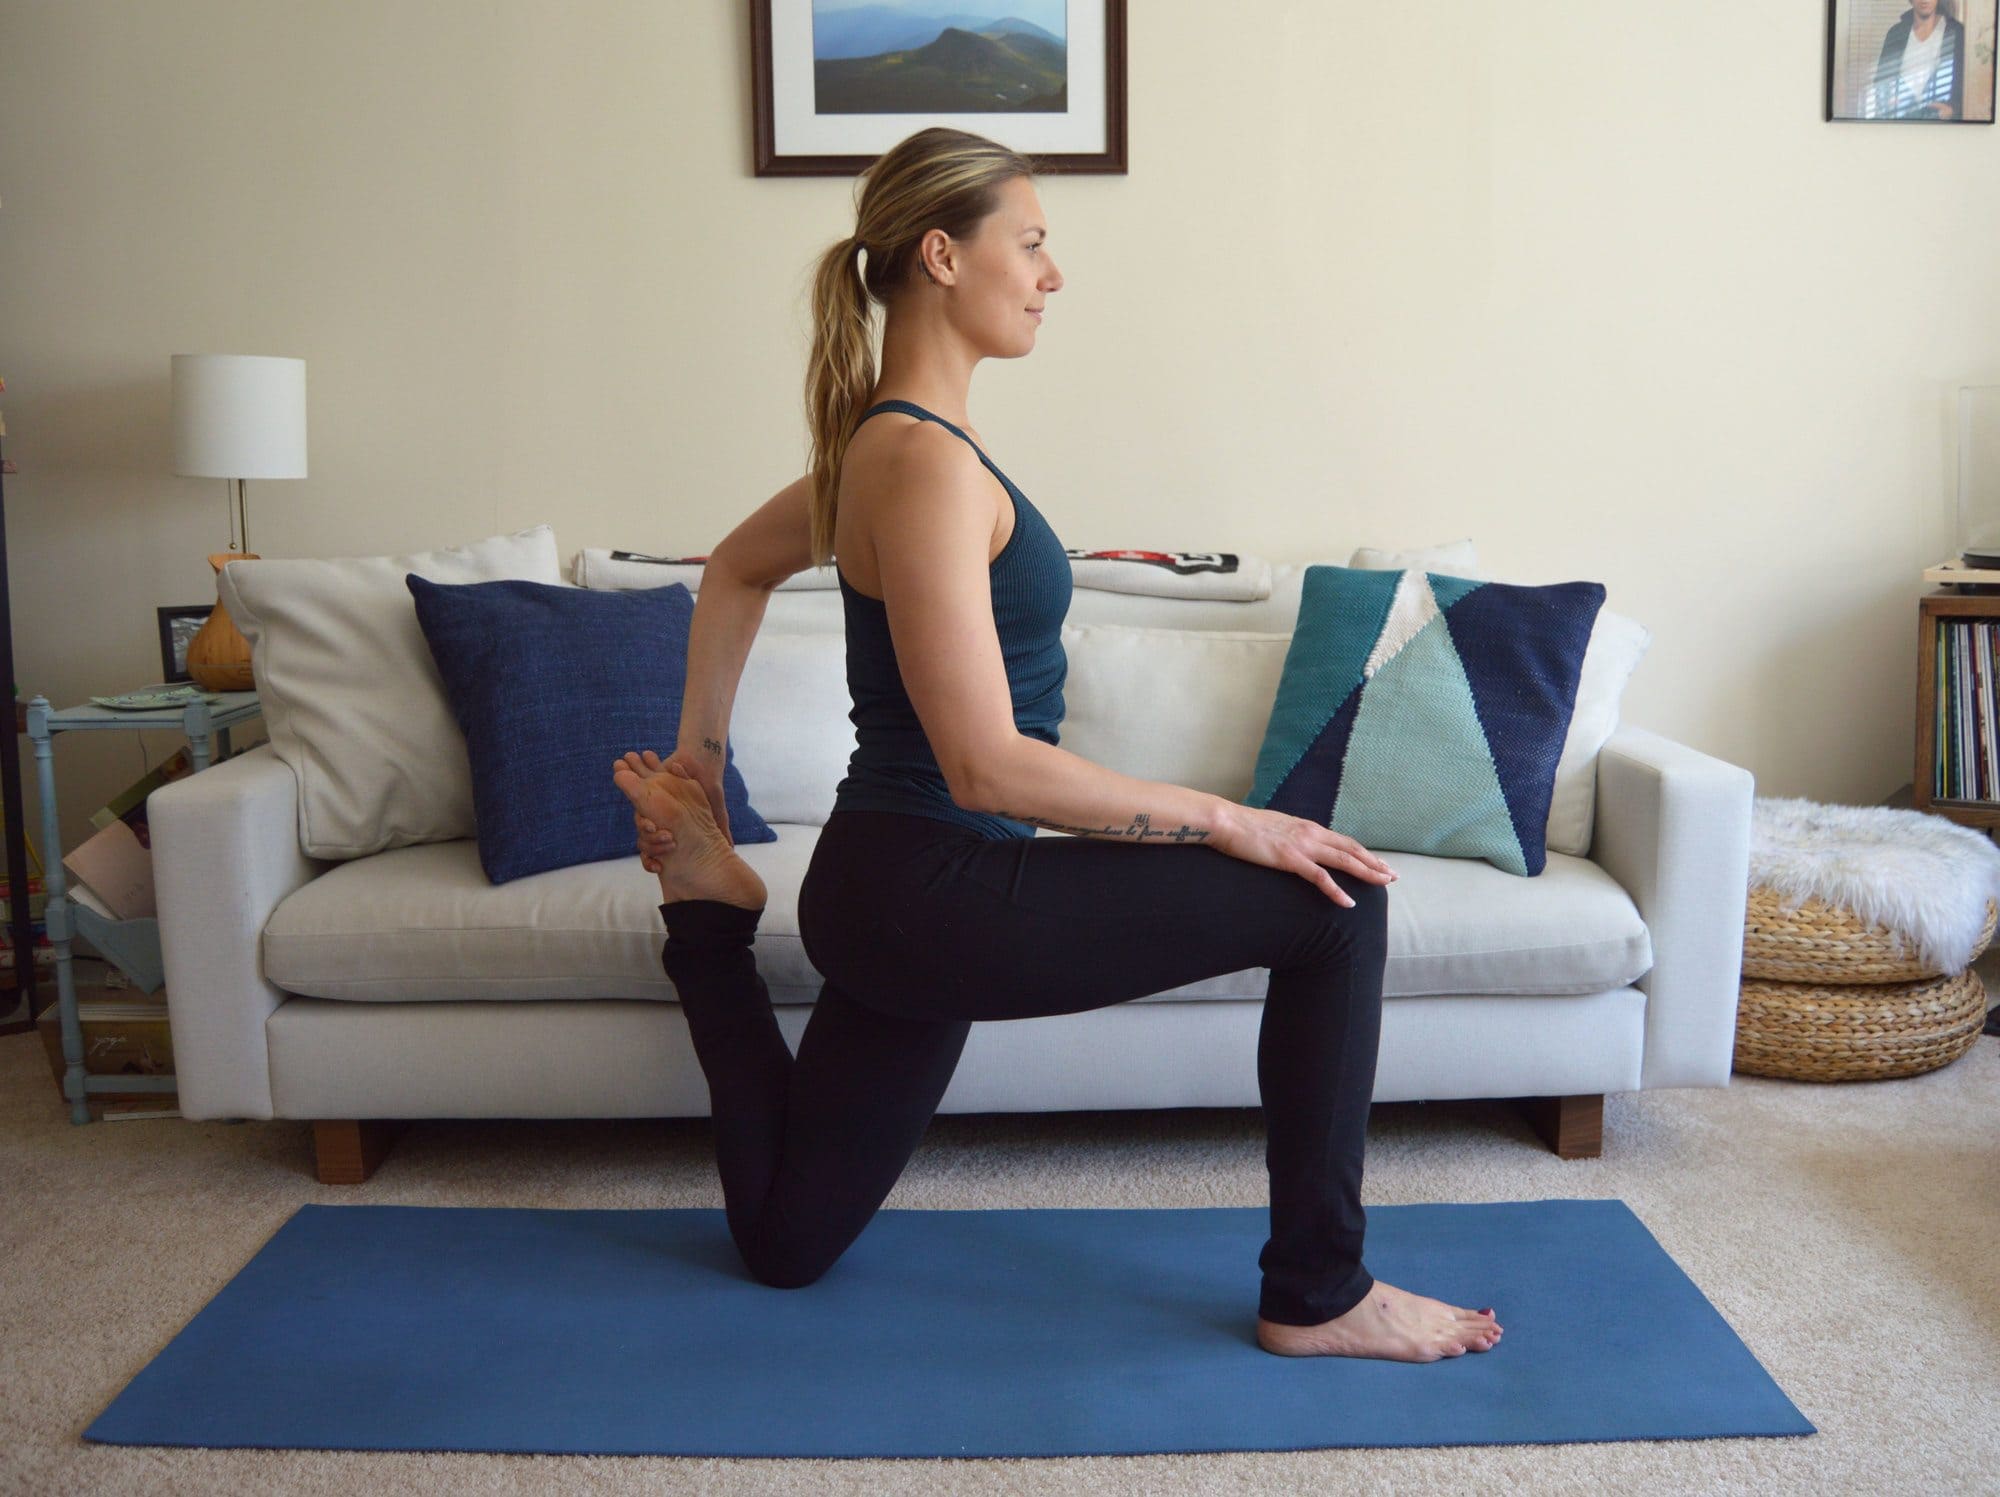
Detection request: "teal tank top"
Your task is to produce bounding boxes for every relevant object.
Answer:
[831,398,1072,840]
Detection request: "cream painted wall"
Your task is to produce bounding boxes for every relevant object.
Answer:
[1,0,1996,860]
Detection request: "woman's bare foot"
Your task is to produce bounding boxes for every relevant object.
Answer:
[611,757,767,911]
[1257,1281,1503,1362]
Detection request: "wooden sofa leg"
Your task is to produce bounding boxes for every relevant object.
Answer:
[313,1119,409,1184]
[1512,1094,1603,1159]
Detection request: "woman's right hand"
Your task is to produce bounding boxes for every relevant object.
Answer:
[1208,801,1398,906]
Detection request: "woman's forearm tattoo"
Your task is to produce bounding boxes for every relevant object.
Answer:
[989,808,1210,843]
[700,735,724,761]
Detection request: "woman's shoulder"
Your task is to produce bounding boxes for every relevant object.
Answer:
[838,408,1006,575]
[844,407,983,496]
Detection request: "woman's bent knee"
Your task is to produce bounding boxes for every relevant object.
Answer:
[750,1259,827,1291]
[1341,875,1390,946]
[1346,874,1390,919]
[742,1233,838,1290]
[1285,872,1388,968]
[745,1251,826,1291]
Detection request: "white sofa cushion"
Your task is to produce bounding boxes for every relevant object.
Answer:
[1057,625,1291,803]
[1549,609,1651,855]
[259,824,1650,1004]
[727,630,855,827]
[264,830,825,1005]
[218,525,564,858]
[1347,536,1480,573]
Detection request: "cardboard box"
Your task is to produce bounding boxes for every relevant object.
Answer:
[95,1097,182,1121]
[36,984,175,1098]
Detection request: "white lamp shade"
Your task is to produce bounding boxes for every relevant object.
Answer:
[171,354,308,479]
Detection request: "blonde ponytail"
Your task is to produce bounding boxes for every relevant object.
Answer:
[804,234,874,569]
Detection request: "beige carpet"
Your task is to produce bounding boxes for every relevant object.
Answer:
[5,982,1997,1496]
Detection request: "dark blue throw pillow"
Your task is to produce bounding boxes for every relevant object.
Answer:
[405,576,776,885]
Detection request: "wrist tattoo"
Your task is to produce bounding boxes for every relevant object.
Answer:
[990,808,1210,843]
[700,736,724,760]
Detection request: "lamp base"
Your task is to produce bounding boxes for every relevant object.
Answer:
[187,551,259,692]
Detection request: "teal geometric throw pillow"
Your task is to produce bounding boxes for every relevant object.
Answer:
[1247,565,1606,876]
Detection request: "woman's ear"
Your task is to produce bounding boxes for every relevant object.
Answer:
[918,228,953,287]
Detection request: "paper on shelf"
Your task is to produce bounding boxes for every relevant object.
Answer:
[66,881,118,919]
[61,821,154,920]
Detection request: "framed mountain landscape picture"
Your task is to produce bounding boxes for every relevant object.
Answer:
[753,0,1128,174]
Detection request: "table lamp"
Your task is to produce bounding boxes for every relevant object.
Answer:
[170,354,307,689]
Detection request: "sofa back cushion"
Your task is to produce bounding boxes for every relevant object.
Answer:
[728,630,855,826]
[722,623,1312,827]
[576,549,1647,854]
[218,525,564,859]
[406,576,777,884]
[1056,626,1292,803]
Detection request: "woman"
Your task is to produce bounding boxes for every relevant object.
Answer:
[611,126,1502,1363]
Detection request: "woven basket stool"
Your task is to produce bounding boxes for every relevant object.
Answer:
[1735,887,1996,1082]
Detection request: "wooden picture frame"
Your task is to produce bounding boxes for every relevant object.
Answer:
[1825,0,1997,122]
[157,605,211,684]
[753,0,1127,175]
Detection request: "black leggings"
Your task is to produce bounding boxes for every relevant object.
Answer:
[658,805,1389,1326]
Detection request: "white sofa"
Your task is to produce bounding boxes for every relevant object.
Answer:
[151,546,1755,1184]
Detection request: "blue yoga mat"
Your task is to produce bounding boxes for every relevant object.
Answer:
[85,1198,1812,1457]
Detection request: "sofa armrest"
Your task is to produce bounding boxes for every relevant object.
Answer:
[151,742,328,1120]
[1589,723,1755,1089]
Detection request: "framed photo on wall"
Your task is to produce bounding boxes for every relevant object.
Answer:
[752,0,1127,174]
[157,605,210,684]
[1826,0,1997,122]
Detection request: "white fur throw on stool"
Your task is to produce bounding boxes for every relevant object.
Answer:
[1750,796,2000,976]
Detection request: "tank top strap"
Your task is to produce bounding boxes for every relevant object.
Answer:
[856,399,1012,489]
[858,397,956,432]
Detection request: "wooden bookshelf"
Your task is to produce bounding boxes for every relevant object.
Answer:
[1915,574,2000,830]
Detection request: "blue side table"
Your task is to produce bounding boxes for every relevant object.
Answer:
[24,687,263,1124]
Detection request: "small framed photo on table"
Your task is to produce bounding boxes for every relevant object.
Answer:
[752,0,1127,174]
[157,605,211,684]
[1826,0,1997,122]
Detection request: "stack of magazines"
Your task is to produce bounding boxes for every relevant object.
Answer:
[1935,618,1999,802]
